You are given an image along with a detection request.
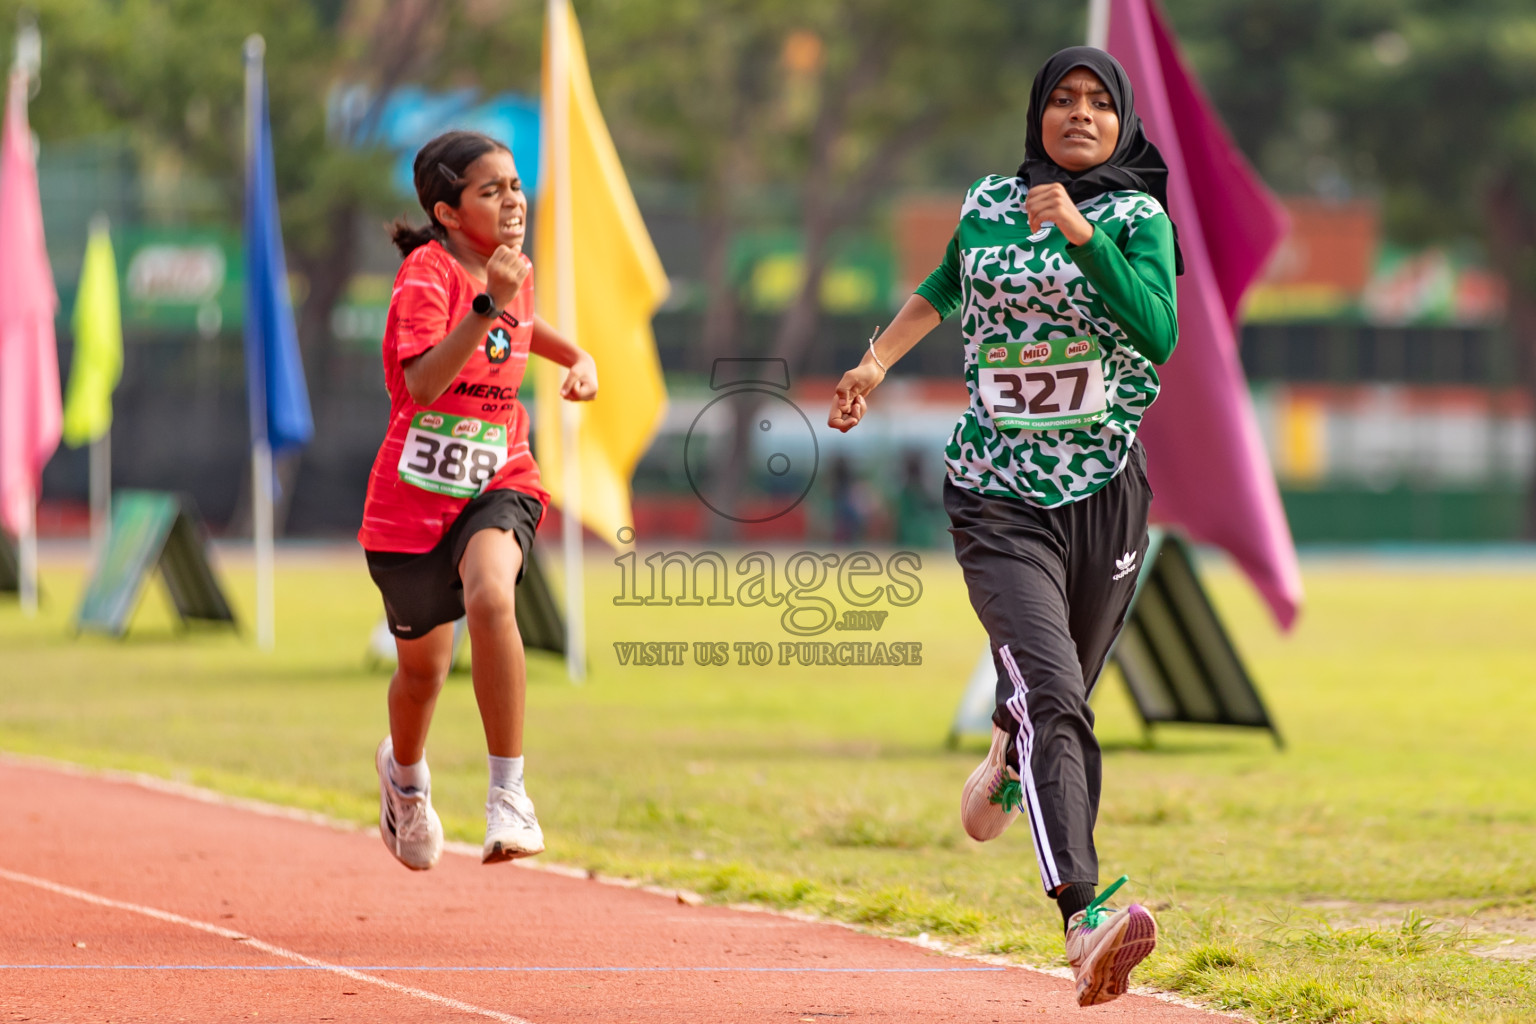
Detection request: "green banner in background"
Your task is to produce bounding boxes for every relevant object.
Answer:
[730,231,896,314]
[330,272,393,348]
[117,227,244,336]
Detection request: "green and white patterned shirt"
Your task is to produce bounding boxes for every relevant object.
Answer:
[916,174,1178,508]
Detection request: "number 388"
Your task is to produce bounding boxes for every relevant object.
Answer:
[404,437,500,485]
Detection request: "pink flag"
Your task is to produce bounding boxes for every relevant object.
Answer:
[1105,0,1304,628]
[0,69,61,537]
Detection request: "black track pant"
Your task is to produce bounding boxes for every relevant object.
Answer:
[944,444,1153,893]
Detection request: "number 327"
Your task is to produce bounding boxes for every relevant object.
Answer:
[991,367,1090,414]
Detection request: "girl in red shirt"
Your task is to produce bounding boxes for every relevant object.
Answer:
[360,130,596,871]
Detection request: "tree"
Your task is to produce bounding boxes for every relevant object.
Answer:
[1,0,551,528]
[1163,0,1536,535]
[581,0,1077,529]
[1341,2,1536,535]
[0,0,546,371]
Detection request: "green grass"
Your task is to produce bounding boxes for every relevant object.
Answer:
[3,546,1535,1022]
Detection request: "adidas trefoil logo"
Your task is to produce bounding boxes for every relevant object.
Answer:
[1113,551,1138,580]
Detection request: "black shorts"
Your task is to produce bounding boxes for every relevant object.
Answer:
[365,488,543,640]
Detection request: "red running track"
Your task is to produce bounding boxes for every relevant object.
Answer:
[0,759,1238,1023]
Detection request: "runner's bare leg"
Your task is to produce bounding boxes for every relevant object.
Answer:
[459,528,527,758]
[389,623,455,764]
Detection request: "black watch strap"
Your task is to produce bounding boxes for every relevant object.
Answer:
[472,292,500,319]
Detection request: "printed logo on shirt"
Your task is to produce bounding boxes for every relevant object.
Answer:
[1113,551,1138,580]
[451,381,519,401]
[486,325,512,364]
[1018,342,1052,365]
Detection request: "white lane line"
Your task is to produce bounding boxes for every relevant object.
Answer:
[0,866,537,1024]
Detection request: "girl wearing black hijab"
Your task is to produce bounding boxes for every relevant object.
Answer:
[829,47,1176,1007]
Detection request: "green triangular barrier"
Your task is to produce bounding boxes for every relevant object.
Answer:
[75,490,237,638]
[0,530,17,594]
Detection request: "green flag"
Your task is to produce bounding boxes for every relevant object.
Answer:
[63,217,123,448]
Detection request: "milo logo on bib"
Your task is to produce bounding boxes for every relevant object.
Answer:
[397,411,508,498]
[976,336,1109,432]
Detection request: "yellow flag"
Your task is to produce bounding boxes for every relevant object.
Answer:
[63,218,123,447]
[535,0,669,550]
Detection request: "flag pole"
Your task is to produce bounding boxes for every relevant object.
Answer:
[550,0,585,683]
[89,429,108,563]
[86,213,111,566]
[244,34,275,652]
[18,484,36,615]
[1087,0,1110,48]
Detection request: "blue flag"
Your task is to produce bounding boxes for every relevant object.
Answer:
[243,47,313,456]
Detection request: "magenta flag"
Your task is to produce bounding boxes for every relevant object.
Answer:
[1104,0,1303,628]
[0,70,61,537]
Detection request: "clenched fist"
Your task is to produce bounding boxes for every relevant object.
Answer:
[1023,183,1094,247]
[487,243,531,310]
[560,352,598,402]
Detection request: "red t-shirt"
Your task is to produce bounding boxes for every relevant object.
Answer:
[358,241,549,553]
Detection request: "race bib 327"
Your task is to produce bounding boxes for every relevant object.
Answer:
[977,336,1109,432]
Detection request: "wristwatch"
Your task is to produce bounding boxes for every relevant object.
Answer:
[471,292,500,319]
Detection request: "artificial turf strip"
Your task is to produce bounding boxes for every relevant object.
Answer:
[2,549,1534,1023]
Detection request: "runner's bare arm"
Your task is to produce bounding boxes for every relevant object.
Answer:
[403,244,530,404]
[530,315,598,401]
[827,294,942,433]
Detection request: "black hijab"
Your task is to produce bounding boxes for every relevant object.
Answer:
[1018,46,1183,274]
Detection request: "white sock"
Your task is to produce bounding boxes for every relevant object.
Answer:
[488,754,525,794]
[389,754,429,793]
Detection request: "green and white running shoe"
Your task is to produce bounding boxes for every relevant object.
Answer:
[375,736,444,871]
[1065,876,1158,1007]
[960,726,1023,841]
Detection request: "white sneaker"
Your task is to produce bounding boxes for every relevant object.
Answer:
[483,786,544,863]
[1065,879,1158,1007]
[375,737,444,871]
[960,726,1023,841]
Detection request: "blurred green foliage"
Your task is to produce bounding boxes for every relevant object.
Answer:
[1,0,1530,257]
[1,0,1533,393]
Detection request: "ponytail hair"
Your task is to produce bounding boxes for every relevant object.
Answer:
[389,130,512,257]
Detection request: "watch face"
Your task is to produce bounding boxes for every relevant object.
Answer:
[474,294,494,315]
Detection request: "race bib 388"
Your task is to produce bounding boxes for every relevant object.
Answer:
[397,411,507,498]
[977,336,1109,432]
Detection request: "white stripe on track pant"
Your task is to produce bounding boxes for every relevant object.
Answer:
[942,445,1152,892]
